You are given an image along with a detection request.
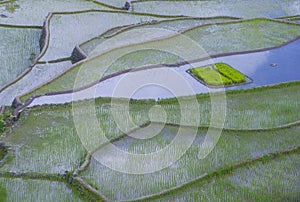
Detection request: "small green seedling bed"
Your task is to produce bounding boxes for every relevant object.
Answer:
[188,62,249,87]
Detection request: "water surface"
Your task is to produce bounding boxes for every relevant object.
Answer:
[29,39,300,106]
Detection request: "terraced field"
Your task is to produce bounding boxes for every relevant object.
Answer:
[0,0,299,201]
[146,151,300,201]
[0,177,84,201]
[19,19,300,102]
[131,0,300,18]
[79,16,241,56]
[0,0,110,25]
[0,25,41,88]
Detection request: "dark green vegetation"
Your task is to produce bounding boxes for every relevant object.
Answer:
[0,115,5,133]
[0,143,7,160]
[0,185,6,201]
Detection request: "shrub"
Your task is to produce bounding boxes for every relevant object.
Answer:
[0,115,6,133]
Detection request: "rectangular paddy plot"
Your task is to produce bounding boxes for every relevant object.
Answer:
[188,62,247,87]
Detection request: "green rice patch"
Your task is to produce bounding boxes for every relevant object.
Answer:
[213,62,246,83]
[189,63,247,87]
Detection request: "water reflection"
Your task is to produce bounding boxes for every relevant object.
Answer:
[29,39,300,106]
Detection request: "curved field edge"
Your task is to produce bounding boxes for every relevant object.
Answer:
[276,15,300,22]
[0,14,51,94]
[80,131,300,201]
[39,10,187,62]
[0,0,13,5]
[89,119,300,158]
[2,82,299,176]
[0,9,183,96]
[11,81,300,131]
[44,31,300,96]
[0,108,87,174]
[2,82,299,201]
[0,0,117,26]
[74,122,300,201]
[78,119,300,176]
[0,172,101,201]
[130,0,300,19]
[78,17,300,58]
[0,61,73,107]
[78,16,241,56]
[4,80,300,173]
[91,0,127,9]
[129,147,300,202]
[17,18,300,104]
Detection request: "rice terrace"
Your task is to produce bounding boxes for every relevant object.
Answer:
[0,0,299,201]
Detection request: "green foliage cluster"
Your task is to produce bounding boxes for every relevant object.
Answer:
[189,63,246,86]
[5,1,20,13]
[0,185,7,201]
[0,115,6,133]
[0,143,7,161]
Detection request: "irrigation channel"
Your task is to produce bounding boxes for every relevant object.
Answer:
[29,38,300,107]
